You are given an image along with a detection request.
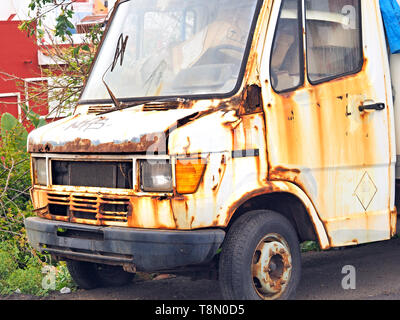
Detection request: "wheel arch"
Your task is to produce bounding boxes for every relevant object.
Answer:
[224,182,330,249]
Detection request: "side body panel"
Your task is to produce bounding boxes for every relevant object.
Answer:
[260,0,396,247]
[29,0,397,252]
[390,53,400,178]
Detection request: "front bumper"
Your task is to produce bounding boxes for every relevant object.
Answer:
[25,217,225,272]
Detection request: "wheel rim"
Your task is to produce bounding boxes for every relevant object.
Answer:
[251,233,292,300]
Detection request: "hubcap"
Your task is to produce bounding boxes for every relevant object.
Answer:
[251,234,292,299]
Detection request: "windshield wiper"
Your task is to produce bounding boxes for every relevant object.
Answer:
[111,33,129,72]
[98,31,130,112]
[99,31,187,116]
[101,63,185,116]
[101,63,125,111]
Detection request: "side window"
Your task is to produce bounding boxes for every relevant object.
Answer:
[305,0,362,83]
[270,0,303,92]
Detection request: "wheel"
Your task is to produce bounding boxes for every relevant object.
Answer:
[95,264,135,287]
[66,260,135,289]
[219,210,301,300]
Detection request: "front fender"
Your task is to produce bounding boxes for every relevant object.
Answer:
[221,180,330,250]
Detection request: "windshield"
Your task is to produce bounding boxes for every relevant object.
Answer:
[80,0,260,104]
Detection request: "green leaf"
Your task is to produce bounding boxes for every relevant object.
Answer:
[20,104,46,129]
[36,119,47,128]
[37,29,44,39]
[66,9,74,19]
[0,113,28,149]
[66,20,75,29]
[1,113,19,138]
[81,45,90,52]
[18,21,27,31]
[73,46,80,57]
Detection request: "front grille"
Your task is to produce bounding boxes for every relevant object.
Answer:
[51,160,133,189]
[47,192,130,225]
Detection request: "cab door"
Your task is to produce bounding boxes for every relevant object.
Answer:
[262,0,395,246]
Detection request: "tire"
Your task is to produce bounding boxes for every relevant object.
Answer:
[95,264,135,287]
[219,210,301,300]
[66,260,101,289]
[66,260,134,289]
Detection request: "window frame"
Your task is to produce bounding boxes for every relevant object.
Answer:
[269,0,305,94]
[304,0,364,86]
[78,0,264,106]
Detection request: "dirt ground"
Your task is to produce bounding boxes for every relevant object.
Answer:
[3,237,400,300]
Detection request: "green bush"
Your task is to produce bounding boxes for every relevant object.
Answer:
[301,241,320,252]
[0,244,77,296]
[55,262,77,291]
[0,113,77,296]
[2,261,46,296]
[0,114,31,252]
[0,250,18,280]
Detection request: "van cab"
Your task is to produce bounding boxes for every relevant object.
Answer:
[25,0,398,299]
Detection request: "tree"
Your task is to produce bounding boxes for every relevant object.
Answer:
[21,0,77,41]
[0,0,104,252]
[0,0,105,226]
[0,0,105,121]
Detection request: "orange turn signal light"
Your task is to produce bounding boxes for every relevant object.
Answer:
[175,158,207,194]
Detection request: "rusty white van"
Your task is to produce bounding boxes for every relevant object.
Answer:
[24,0,399,299]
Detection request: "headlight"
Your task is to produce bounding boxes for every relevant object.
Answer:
[139,160,173,192]
[32,158,47,186]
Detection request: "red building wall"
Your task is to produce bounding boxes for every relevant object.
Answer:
[0,20,49,131]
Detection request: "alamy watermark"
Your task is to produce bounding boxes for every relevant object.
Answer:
[341,5,357,30]
[41,265,56,290]
[341,265,356,290]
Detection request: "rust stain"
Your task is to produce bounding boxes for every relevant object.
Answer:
[183,137,191,156]
[29,134,165,154]
[27,0,395,252]
[269,166,301,182]
[224,185,279,226]
[30,187,180,229]
[390,207,397,237]
[240,85,263,115]
[190,215,195,227]
[27,0,272,233]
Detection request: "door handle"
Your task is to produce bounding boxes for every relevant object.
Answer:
[359,103,385,112]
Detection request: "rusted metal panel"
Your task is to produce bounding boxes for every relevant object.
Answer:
[31,187,177,229]
[28,0,397,252]
[27,0,332,249]
[27,108,202,154]
[251,233,292,299]
[260,0,395,247]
